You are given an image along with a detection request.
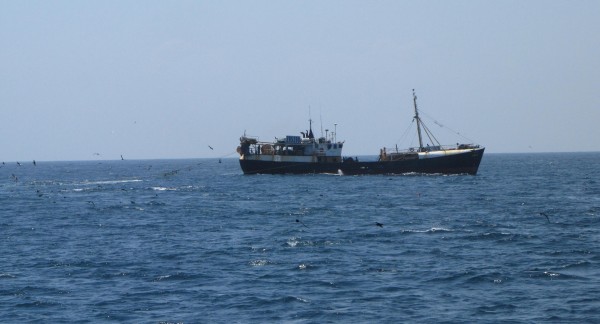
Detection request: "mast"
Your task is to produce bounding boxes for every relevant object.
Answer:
[413,89,424,150]
[307,106,315,139]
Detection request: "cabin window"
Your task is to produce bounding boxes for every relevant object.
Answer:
[327,144,332,149]
[339,144,343,148]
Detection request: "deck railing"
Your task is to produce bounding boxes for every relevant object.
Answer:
[382,144,480,154]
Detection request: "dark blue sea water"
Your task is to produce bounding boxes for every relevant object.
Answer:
[1,153,599,323]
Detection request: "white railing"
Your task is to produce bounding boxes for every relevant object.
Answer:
[382,144,480,154]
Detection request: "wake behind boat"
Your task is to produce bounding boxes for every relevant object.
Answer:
[237,90,484,175]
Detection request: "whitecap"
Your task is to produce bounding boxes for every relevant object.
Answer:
[286,237,300,247]
[544,271,560,277]
[151,187,176,191]
[428,227,452,233]
[82,179,143,186]
[400,227,453,234]
[250,260,269,267]
[294,296,310,303]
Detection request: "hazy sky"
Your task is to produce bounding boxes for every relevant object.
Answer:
[2,1,599,161]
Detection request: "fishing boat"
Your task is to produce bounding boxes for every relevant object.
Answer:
[237,120,344,174]
[237,90,484,175]
[339,90,484,175]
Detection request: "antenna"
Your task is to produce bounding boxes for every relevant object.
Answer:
[334,123,337,142]
[320,110,324,138]
[308,105,315,139]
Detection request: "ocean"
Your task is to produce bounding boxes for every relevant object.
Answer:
[1,153,599,323]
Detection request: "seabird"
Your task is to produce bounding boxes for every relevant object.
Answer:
[208,145,214,150]
[163,169,179,176]
[121,155,124,160]
[375,222,384,228]
[539,212,550,223]
[16,162,21,166]
[296,219,308,228]
[33,160,36,166]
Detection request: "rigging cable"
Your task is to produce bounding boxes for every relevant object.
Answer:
[418,109,476,144]
[394,119,416,147]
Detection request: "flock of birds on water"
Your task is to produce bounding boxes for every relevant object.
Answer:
[3,149,553,226]
[3,144,226,183]
[2,156,203,216]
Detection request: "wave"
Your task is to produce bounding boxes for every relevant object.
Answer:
[457,231,537,242]
[15,300,62,308]
[249,259,271,267]
[81,179,143,185]
[560,260,592,270]
[400,227,455,234]
[66,179,143,191]
[150,186,177,191]
[151,272,194,281]
[284,237,346,248]
[523,269,589,280]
